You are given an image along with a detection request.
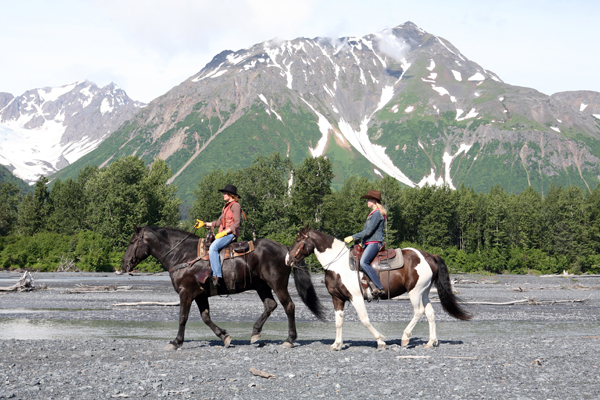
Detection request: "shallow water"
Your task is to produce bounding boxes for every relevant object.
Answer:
[2,318,598,342]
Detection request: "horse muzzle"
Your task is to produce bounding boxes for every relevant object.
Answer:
[285,253,295,267]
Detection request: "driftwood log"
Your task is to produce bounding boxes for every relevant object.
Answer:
[0,271,37,292]
[113,301,180,306]
[63,285,135,294]
[463,297,589,306]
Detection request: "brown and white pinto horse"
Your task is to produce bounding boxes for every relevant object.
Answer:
[285,226,472,351]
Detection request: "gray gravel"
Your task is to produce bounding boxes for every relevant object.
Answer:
[1,271,599,399]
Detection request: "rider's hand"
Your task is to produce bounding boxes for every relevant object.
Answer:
[344,236,354,244]
[194,219,205,229]
[215,231,227,239]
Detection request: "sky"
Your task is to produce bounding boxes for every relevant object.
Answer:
[1,0,598,103]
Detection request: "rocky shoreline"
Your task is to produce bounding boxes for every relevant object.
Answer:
[1,272,599,399]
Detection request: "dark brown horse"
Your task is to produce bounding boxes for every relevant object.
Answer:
[121,226,325,349]
[286,226,471,350]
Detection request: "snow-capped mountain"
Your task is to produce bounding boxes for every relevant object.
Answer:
[0,81,145,183]
[53,22,600,204]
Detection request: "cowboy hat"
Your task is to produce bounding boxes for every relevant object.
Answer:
[360,189,381,202]
[218,184,240,197]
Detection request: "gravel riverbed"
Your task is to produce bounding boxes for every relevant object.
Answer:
[0,271,599,399]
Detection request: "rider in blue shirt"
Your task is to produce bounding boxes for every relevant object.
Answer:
[345,190,387,298]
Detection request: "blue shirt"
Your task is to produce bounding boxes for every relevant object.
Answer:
[352,209,385,244]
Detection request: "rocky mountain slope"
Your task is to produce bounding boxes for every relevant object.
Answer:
[51,22,600,204]
[0,81,145,183]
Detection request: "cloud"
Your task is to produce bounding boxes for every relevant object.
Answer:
[376,30,411,63]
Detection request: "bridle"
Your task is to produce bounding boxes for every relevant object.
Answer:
[291,231,309,261]
[131,228,193,266]
[291,230,350,271]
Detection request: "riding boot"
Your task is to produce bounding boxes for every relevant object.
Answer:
[211,275,220,286]
[372,287,384,299]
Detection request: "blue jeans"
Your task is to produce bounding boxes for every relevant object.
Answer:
[209,234,235,277]
[360,242,383,290]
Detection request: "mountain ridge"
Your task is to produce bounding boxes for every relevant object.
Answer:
[0,81,146,183]
[47,21,600,204]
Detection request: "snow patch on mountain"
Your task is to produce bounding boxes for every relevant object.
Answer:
[456,108,478,121]
[443,144,472,189]
[258,94,282,122]
[338,117,413,187]
[301,99,331,158]
[418,168,444,187]
[468,72,485,81]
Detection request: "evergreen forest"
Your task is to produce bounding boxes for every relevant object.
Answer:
[1,153,599,275]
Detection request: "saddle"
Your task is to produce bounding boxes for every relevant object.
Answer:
[188,235,255,266]
[190,232,255,292]
[348,243,404,272]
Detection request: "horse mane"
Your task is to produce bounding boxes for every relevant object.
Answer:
[142,226,199,241]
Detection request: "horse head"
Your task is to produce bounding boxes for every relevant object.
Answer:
[286,224,313,266]
[121,225,152,273]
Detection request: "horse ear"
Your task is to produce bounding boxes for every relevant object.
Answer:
[303,223,310,232]
[134,225,140,234]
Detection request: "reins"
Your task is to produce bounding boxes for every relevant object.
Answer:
[144,229,194,265]
[293,233,349,271]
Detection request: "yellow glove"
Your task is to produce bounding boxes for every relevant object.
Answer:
[215,231,227,239]
[344,236,354,244]
[194,219,205,229]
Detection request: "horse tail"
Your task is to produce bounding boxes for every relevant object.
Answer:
[433,255,472,320]
[293,261,326,321]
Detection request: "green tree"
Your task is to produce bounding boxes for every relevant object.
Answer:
[235,153,293,240]
[322,175,372,239]
[290,156,333,230]
[143,159,181,227]
[455,184,482,253]
[0,182,21,236]
[507,186,542,251]
[541,185,588,271]
[17,176,50,236]
[46,178,86,235]
[85,156,181,247]
[419,184,456,248]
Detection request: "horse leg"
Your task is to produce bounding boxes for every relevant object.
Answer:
[422,289,438,349]
[273,285,297,348]
[401,288,427,347]
[165,291,193,350]
[329,297,345,351]
[250,287,278,344]
[196,295,232,347]
[349,295,386,350]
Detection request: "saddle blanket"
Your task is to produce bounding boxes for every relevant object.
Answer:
[349,246,404,272]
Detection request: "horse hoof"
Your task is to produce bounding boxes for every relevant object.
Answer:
[223,335,232,348]
[250,334,261,344]
[164,343,178,351]
[329,345,341,351]
[424,341,438,349]
[281,341,294,348]
[377,343,386,351]
[401,339,410,347]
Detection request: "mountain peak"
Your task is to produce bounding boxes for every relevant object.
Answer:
[0,81,145,183]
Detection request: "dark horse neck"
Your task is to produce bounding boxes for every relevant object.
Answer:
[144,226,199,271]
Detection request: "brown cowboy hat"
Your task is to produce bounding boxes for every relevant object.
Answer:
[218,184,240,197]
[360,190,381,202]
